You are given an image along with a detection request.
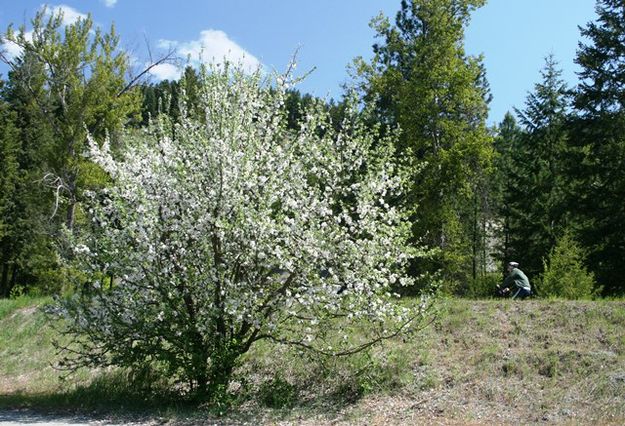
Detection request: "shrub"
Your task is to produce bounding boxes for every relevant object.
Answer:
[50,62,433,399]
[541,232,598,299]
[464,272,501,298]
[258,376,298,408]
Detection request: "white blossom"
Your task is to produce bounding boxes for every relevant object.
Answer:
[53,62,433,390]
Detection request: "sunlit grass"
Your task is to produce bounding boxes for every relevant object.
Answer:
[1,296,624,424]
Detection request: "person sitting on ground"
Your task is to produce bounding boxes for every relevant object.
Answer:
[497,261,531,299]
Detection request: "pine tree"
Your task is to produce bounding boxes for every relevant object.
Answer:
[353,0,493,290]
[541,231,597,299]
[0,89,20,296]
[492,112,524,275]
[570,0,625,294]
[509,56,571,280]
[575,0,625,114]
[139,66,205,125]
[0,51,61,296]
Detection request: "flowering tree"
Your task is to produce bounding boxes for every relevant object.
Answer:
[51,63,431,396]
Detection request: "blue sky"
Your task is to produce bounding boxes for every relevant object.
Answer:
[0,1,597,124]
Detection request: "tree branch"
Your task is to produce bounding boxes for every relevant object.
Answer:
[117,48,177,97]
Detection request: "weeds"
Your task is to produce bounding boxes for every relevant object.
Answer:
[258,377,298,409]
[2,296,625,424]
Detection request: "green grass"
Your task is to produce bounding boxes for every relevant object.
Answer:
[0,297,58,390]
[0,296,48,320]
[2,296,625,424]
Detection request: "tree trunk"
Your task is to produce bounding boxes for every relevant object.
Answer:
[0,264,18,298]
[190,358,236,402]
[206,353,236,398]
[472,196,478,282]
[65,170,78,231]
[8,264,17,297]
[66,199,76,231]
[0,263,9,298]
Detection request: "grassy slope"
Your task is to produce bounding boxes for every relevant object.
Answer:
[357,299,625,425]
[0,297,59,395]
[1,297,624,425]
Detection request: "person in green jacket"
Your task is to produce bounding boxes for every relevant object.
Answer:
[497,261,532,299]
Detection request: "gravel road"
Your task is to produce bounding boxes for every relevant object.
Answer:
[0,410,156,426]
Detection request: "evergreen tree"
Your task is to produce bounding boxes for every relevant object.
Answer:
[570,0,625,294]
[492,112,524,275]
[0,87,20,296]
[0,8,141,295]
[353,0,493,290]
[0,52,60,296]
[575,0,625,114]
[541,231,597,299]
[284,89,316,131]
[140,79,179,125]
[139,66,204,125]
[508,56,571,281]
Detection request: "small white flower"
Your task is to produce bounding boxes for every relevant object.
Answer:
[74,244,90,255]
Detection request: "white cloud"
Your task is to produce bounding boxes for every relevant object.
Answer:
[158,29,261,75]
[2,5,87,60]
[148,62,181,81]
[102,0,118,7]
[44,4,88,26]
[1,31,33,60]
[2,40,23,59]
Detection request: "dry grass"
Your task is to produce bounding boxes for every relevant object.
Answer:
[232,299,625,425]
[1,297,624,425]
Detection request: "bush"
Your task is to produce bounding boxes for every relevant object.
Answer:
[464,272,501,298]
[50,62,433,398]
[541,232,598,299]
[258,376,298,408]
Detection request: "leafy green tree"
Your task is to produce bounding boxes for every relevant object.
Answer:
[0,7,142,295]
[569,0,625,294]
[1,7,141,231]
[352,0,493,290]
[541,231,597,299]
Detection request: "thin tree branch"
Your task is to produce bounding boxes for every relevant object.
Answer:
[117,48,177,97]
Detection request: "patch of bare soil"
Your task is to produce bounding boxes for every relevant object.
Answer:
[8,305,38,320]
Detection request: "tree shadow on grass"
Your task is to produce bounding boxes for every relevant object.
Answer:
[0,364,366,424]
[0,390,191,423]
[0,369,202,423]
[0,391,349,425]
[0,381,358,426]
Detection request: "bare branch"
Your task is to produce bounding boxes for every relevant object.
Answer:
[117,47,178,97]
[259,312,435,358]
[39,173,69,219]
[276,45,316,87]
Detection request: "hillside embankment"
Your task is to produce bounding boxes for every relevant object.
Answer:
[1,298,624,425]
